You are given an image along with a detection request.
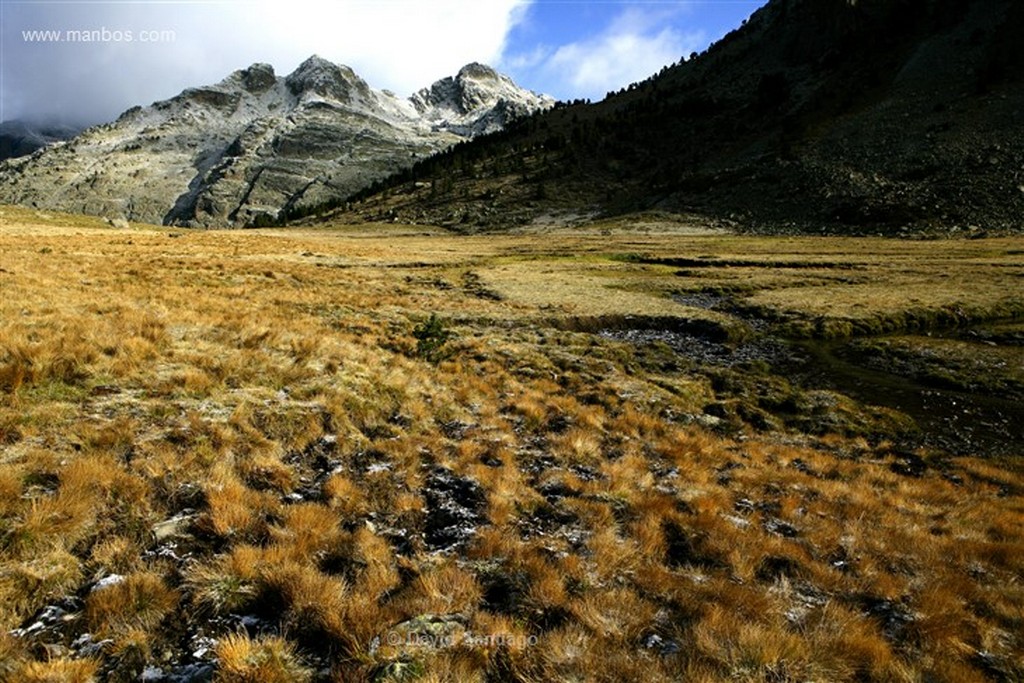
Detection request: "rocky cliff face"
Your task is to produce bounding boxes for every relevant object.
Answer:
[0,56,552,226]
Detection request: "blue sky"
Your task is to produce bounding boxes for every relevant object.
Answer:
[503,1,764,100]
[0,0,766,125]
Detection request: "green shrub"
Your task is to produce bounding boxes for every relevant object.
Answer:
[412,314,452,363]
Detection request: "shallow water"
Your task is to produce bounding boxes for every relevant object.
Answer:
[791,337,1023,457]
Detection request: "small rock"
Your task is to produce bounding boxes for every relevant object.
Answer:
[76,635,115,657]
[152,513,196,542]
[366,462,392,475]
[733,498,756,515]
[162,663,215,683]
[20,620,46,635]
[36,604,66,624]
[90,574,125,592]
[71,633,94,649]
[694,414,723,428]
[763,517,800,538]
[373,613,468,655]
[642,633,681,656]
[140,666,165,682]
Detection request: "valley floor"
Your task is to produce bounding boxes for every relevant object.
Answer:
[1,206,1022,682]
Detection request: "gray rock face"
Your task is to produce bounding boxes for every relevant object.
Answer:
[0,56,553,226]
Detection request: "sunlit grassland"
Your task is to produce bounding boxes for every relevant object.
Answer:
[1,205,1022,682]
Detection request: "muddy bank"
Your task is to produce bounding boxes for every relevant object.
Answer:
[791,337,1023,457]
[599,320,1023,458]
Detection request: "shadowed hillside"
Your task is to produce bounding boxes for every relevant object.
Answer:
[319,0,1024,234]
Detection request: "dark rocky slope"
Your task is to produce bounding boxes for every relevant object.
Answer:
[329,0,1024,234]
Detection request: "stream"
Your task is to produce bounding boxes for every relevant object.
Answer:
[789,337,1023,457]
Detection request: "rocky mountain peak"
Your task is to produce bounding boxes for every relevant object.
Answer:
[457,62,500,81]
[410,62,554,134]
[285,55,372,104]
[236,62,276,93]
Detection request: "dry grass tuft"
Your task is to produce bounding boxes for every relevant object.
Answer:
[215,633,312,683]
[185,549,261,616]
[8,658,100,683]
[0,547,83,630]
[84,571,178,635]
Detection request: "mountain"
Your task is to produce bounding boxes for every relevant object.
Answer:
[410,62,551,137]
[0,57,552,227]
[0,120,81,161]
[331,0,1024,234]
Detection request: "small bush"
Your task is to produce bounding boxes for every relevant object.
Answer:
[412,314,453,363]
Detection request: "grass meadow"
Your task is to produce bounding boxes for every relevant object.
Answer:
[1,205,1022,681]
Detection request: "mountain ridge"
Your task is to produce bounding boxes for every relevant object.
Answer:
[0,56,553,227]
[327,0,1024,234]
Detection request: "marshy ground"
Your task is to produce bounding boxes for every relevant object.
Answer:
[1,206,1022,682]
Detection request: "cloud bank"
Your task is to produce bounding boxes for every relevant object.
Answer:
[1,0,525,124]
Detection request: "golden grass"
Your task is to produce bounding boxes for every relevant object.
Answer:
[0,207,1022,680]
[215,633,312,683]
[7,658,100,683]
[84,571,178,636]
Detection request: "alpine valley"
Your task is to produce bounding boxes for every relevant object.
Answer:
[2,2,1024,681]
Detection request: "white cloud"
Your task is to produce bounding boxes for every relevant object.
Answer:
[504,44,552,72]
[539,8,704,99]
[241,0,527,94]
[1,0,528,124]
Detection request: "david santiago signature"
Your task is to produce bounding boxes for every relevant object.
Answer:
[376,631,539,649]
